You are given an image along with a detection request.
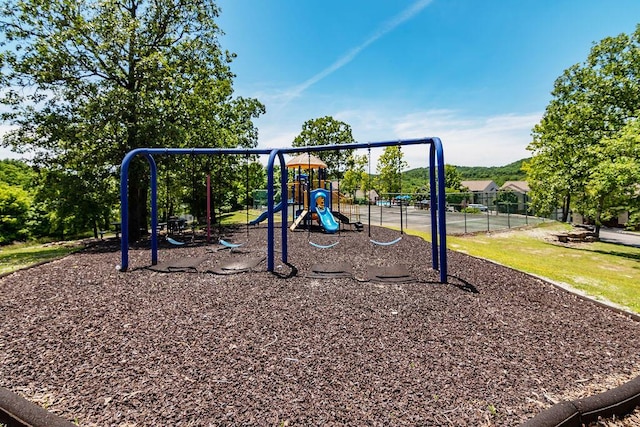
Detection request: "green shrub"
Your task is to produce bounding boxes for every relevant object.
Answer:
[461,207,481,214]
[0,183,31,244]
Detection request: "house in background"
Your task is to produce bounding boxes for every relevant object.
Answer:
[500,181,530,194]
[354,189,379,204]
[500,181,531,213]
[460,180,499,207]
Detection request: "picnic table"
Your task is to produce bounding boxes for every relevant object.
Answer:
[167,217,185,234]
[99,222,121,239]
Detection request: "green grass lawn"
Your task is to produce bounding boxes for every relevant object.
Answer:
[219,208,283,225]
[0,242,83,275]
[219,208,264,225]
[406,222,640,314]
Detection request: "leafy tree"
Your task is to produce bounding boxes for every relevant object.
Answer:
[444,164,463,191]
[495,190,519,214]
[582,118,640,233]
[376,146,408,195]
[0,159,36,187]
[402,169,429,195]
[398,164,461,192]
[527,24,640,232]
[24,167,116,239]
[0,181,30,243]
[439,165,465,208]
[292,116,355,177]
[243,159,267,207]
[0,0,264,241]
[340,153,368,196]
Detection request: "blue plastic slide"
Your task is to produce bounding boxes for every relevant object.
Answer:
[249,201,282,225]
[315,206,339,233]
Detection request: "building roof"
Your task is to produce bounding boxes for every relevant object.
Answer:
[460,180,497,192]
[286,153,327,169]
[500,181,530,193]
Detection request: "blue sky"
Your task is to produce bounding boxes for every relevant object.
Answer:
[1,1,639,168]
[215,0,640,168]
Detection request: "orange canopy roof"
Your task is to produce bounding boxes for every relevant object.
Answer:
[286,153,327,169]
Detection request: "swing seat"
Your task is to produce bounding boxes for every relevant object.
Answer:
[308,240,340,249]
[167,236,186,246]
[219,239,245,249]
[369,236,402,246]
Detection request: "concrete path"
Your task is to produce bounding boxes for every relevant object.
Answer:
[600,227,640,248]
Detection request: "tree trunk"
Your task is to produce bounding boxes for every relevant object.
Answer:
[124,0,143,241]
[594,196,604,238]
[92,217,98,239]
[561,193,571,222]
[127,162,148,242]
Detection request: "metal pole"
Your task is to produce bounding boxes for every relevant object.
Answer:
[487,208,490,232]
[405,203,408,230]
[464,210,467,234]
[266,151,276,271]
[206,174,211,243]
[429,146,438,270]
[279,151,288,264]
[434,138,447,282]
[368,148,372,238]
[148,154,158,266]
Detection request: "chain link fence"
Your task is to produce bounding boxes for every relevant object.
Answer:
[359,191,550,235]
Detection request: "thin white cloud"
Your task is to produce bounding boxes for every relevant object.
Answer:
[256,106,542,168]
[281,0,433,104]
[257,127,298,150]
[392,110,542,167]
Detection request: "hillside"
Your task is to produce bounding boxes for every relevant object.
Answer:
[402,158,529,190]
[455,158,528,185]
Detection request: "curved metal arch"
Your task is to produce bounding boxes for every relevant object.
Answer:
[119,147,280,272]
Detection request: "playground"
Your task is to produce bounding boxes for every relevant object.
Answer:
[1,140,639,426]
[1,224,640,426]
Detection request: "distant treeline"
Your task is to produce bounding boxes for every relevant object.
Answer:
[402,158,528,191]
[454,159,528,186]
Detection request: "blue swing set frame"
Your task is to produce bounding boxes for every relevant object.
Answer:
[117,137,448,283]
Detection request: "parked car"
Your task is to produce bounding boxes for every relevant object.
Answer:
[467,203,488,212]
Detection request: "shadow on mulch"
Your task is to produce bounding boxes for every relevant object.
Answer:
[447,274,480,293]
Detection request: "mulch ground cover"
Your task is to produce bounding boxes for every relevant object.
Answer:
[1,225,639,426]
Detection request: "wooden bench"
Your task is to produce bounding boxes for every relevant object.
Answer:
[98,230,120,239]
